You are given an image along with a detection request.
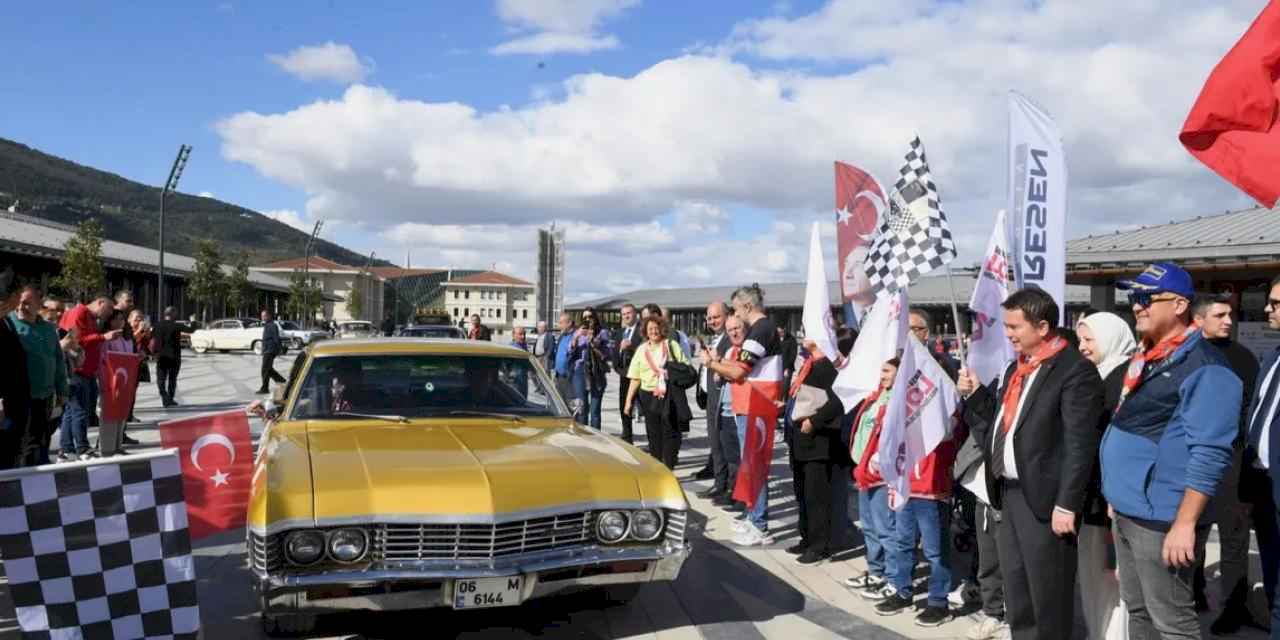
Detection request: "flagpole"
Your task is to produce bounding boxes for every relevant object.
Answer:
[943,264,967,365]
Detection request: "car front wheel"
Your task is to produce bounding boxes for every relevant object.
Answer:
[192,343,209,354]
[291,338,304,349]
[252,340,263,355]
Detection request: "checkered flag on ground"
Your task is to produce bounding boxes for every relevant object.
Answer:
[863,136,957,295]
[0,451,200,639]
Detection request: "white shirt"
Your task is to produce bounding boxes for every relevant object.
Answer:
[1252,357,1280,470]
[990,367,1041,481]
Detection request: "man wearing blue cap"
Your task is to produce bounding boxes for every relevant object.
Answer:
[1100,262,1242,639]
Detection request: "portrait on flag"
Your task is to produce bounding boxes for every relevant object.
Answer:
[159,410,254,540]
[835,161,887,309]
[0,452,200,638]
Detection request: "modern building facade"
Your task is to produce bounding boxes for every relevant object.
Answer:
[537,226,566,324]
[443,271,536,340]
[251,256,385,324]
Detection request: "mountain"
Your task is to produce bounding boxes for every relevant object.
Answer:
[0,137,386,267]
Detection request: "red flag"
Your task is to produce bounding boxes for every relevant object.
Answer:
[99,352,144,422]
[159,410,254,539]
[835,161,887,307]
[732,391,778,509]
[1179,1,1280,207]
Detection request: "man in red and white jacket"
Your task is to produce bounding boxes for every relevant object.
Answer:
[56,296,118,460]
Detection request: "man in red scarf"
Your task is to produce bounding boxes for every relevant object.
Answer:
[957,288,1103,640]
[1099,263,1241,639]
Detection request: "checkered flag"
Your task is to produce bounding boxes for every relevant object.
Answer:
[0,451,200,639]
[863,136,957,295]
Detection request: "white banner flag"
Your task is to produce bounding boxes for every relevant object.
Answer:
[1007,91,1067,324]
[967,210,1016,386]
[803,222,841,362]
[879,334,962,510]
[832,289,908,413]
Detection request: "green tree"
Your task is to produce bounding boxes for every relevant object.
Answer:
[188,240,227,322]
[345,275,365,320]
[226,252,255,316]
[53,219,106,303]
[285,270,323,324]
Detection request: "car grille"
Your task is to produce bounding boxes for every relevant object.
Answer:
[248,532,282,575]
[378,511,597,564]
[665,510,687,544]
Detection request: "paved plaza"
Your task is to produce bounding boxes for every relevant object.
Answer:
[0,351,1268,639]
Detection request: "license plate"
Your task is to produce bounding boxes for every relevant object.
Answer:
[452,576,523,610]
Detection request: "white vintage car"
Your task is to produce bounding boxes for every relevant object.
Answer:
[278,321,329,349]
[190,318,278,355]
[336,320,379,339]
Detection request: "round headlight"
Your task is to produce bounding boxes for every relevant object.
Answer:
[630,510,663,541]
[284,530,325,565]
[596,511,630,543]
[328,528,368,562]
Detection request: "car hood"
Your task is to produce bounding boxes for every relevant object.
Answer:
[304,420,685,523]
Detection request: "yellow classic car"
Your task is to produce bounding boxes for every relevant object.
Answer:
[247,339,691,636]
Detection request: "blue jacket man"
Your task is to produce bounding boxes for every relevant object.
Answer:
[1099,262,1241,639]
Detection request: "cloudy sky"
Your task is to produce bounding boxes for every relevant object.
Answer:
[3,0,1261,302]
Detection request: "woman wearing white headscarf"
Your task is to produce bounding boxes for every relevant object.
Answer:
[1077,311,1138,640]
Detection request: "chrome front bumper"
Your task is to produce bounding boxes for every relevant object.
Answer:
[256,541,690,614]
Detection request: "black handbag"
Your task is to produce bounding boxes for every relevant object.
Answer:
[695,366,708,410]
[664,341,698,390]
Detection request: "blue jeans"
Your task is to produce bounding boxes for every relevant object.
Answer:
[570,370,604,429]
[890,497,952,608]
[734,415,769,531]
[59,374,95,455]
[858,484,897,579]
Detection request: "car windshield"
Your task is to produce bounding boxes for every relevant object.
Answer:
[280,321,299,330]
[289,354,568,420]
[402,327,461,338]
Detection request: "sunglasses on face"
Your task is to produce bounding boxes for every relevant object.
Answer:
[1128,291,1181,308]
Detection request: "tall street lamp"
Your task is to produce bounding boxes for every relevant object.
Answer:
[157,144,192,317]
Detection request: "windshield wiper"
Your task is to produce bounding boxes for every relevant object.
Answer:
[446,410,526,423]
[329,411,410,424]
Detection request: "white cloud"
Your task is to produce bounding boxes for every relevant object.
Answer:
[267,42,373,83]
[492,32,620,56]
[221,0,1261,299]
[491,0,639,56]
[263,208,309,232]
[197,191,215,199]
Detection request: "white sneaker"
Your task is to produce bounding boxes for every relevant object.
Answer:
[860,584,896,601]
[731,519,751,533]
[949,580,981,608]
[844,573,884,590]
[965,614,1008,640]
[732,523,773,547]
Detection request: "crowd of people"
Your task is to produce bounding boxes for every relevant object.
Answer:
[515,263,1280,640]
[0,276,192,467]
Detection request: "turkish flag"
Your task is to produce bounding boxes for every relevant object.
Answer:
[835,161,887,307]
[99,352,144,422]
[732,391,778,510]
[1179,0,1280,207]
[159,410,254,539]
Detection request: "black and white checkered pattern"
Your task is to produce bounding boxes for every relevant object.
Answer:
[863,136,957,295]
[0,452,200,639]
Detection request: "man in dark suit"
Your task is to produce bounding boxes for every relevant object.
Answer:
[614,304,640,443]
[695,301,731,496]
[257,309,286,394]
[1245,273,1280,639]
[957,288,1103,640]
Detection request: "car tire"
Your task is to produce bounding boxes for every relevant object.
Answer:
[261,611,317,637]
[601,584,644,606]
[291,338,304,349]
[252,341,263,356]
[192,344,208,354]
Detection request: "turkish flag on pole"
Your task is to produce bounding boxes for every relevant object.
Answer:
[99,352,144,422]
[159,410,254,539]
[835,162,887,309]
[1179,0,1280,207]
[732,390,778,510]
